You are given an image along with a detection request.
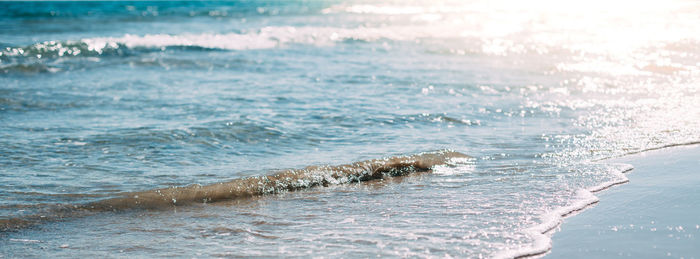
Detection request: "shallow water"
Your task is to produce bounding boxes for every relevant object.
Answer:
[549,145,700,259]
[1,0,699,257]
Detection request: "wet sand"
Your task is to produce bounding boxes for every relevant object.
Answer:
[547,145,700,258]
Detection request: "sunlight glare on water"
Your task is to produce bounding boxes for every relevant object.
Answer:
[0,0,699,257]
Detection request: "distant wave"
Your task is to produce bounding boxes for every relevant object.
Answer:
[0,150,471,231]
[321,3,471,15]
[0,25,477,75]
[0,24,550,75]
[1,2,326,19]
[0,25,471,60]
[1,39,199,60]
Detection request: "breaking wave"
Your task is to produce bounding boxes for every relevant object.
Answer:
[0,24,474,61]
[0,150,471,231]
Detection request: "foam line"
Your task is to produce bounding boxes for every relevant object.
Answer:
[494,164,634,259]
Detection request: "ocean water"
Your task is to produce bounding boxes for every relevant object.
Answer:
[1,0,699,257]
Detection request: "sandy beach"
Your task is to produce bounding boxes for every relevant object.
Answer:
[547,145,700,258]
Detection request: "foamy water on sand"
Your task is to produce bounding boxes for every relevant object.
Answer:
[1,0,699,257]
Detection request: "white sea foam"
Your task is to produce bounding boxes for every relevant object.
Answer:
[74,21,527,54]
[79,26,413,52]
[494,163,634,259]
[3,0,700,257]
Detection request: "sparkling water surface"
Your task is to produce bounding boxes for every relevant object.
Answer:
[1,0,699,257]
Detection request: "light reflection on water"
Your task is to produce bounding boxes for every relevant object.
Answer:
[1,0,699,257]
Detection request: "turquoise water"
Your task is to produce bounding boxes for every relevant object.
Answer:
[1,1,699,257]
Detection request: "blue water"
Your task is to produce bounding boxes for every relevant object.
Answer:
[1,1,699,257]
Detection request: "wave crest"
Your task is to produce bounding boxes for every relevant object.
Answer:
[0,150,470,231]
[0,24,452,61]
[86,150,470,210]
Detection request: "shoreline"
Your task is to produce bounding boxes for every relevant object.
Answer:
[546,144,700,258]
